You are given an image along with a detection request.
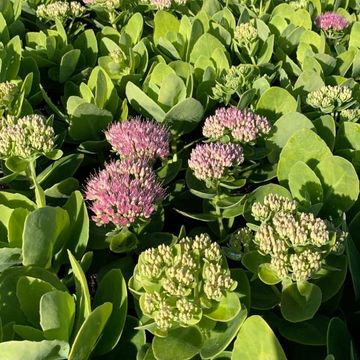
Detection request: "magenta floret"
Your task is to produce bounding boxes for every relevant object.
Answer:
[85,159,165,227]
[203,107,271,143]
[315,12,349,31]
[105,117,170,161]
[188,143,244,181]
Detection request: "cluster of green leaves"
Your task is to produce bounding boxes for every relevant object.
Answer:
[1,0,360,358]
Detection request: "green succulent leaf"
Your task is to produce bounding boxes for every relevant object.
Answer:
[0,340,69,360]
[39,290,75,342]
[281,281,322,323]
[68,302,113,360]
[203,292,241,322]
[152,326,203,360]
[232,315,287,360]
[277,129,332,187]
[93,269,128,355]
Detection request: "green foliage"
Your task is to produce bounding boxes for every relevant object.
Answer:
[1,0,360,358]
[232,316,287,360]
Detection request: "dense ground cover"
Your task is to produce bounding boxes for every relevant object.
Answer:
[0,0,360,359]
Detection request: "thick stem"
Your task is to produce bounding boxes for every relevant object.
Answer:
[29,160,46,208]
[245,43,257,65]
[271,285,282,300]
[214,182,225,240]
[109,11,117,28]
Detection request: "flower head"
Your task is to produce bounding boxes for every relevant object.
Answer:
[85,159,165,227]
[203,107,271,143]
[188,142,244,181]
[105,117,170,162]
[315,12,349,31]
[339,108,360,123]
[212,65,260,104]
[141,0,187,8]
[0,82,19,112]
[234,22,258,44]
[288,0,309,10]
[83,0,121,11]
[133,234,237,332]
[36,1,85,20]
[307,85,353,113]
[238,194,348,282]
[0,115,55,159]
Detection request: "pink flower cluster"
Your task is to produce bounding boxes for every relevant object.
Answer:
[85,160,165,227]
[188,143,244,181]
[105,117,170,161]
[86,117,169,228]
[315,12,349,31]
[203,107,271,143]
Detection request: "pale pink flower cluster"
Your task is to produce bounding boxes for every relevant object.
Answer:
[85,160,165,227]
[105,117,170,161]
[86,117,169,228]
[315,12,349,31]
[147,0,187,9]
[188,143,244,181]
[203,107,271,143]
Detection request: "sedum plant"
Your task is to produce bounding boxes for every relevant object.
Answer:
[182,107,271,239]
[212,65,261,105]
[188,142,244,186]
[0,115,55,160]
[130,233,240,336]
[306,85,354,115]
[142,0,188,9]
[0,114,62,208]
[0,252,127,360]
[202,106,271,144]
[36,1,86,22]
[105,116,170,161]
[315,11,349,39]
[84,0,122,27]
[85,117,169,252]
[230,193,348,323]
[85,159,165,229]
[0,81,20,117]
[247,194,346,282]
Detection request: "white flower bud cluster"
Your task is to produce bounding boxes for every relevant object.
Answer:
[36,1,85,21]
[307,85,353,113]
[0,82,19,112]
[154,302,174,331]
[252,194,296,221]
[0,115,55,159]
[243,194,346,282]
[229,228,252,251]
[203,262,234,300]
[330,228,347,254]
[109,48,126,63]
[289,250,322,281]
[212,65,260,103]
[339,108,360,123]
[288,0,309,10]
[84,0,121,11]
[135,233,237,331]
[234,23,258,45]
[140,0,187,9]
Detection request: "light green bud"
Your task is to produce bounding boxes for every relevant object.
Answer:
[154,302,175,331]
[243,193,341,282]
[0,82,19,110]
[234,22,258,44]
[133,233,237,332]
[307,85,353,113]
[289,249,322,282]
[0,115,55,160]
[339,109,360,123]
